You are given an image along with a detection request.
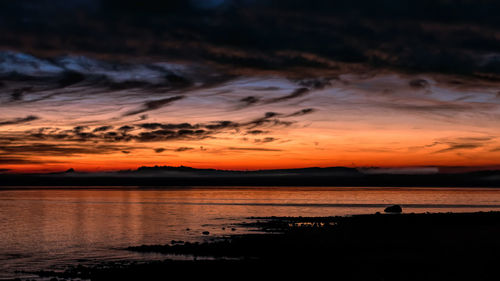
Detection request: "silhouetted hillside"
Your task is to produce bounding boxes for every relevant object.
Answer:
[1,165,500,187]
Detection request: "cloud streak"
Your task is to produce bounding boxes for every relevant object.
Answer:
[435,143,483,153]
[0,143,141,156]
[9,111,296,145]
[124,96,185,116]
[227,147,282,152]
[0,115,39,126]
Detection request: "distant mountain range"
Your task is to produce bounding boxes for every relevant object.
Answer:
[1,165,500,187]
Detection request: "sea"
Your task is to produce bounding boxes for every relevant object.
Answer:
[1,186,500,279]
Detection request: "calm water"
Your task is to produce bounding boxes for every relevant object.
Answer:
[2,186,500,279]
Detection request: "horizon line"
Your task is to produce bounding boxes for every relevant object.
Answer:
[2,164,500,175]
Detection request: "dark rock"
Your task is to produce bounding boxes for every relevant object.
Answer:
[384,205,403,213]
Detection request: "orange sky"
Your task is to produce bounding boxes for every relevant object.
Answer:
[1,53,500,173]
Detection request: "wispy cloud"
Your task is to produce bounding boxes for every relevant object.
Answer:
[0,143,140,156]
[287,108,316,117]
[0,115,39,126]
[267,88,310,103]
[435,143,483,153]
[254,137,278,144]
[227,147,282,152]
[175,147,194,152]
[124,96,184,116]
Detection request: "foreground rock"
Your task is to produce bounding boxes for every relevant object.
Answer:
[384,204,403,213]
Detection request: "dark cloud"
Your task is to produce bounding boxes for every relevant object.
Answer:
[0,54,220,121]
[412,136,494,153]
[133,129,208,142]
[0,143,138,156]
[246,130,268,135]
[4,0,500,77]
[118,125,135,132]
[0,156,46,164]
[267,88,309,103]
[204,121,239,130]
[0,115,39,126]
[251,86,280,91]
[138,123,166,130]
[264,112,279,118]
[20,111,297,144]
[93,126,113,132]
[175,147,194,152]
[57,71,86,88]
[435,143,483,153]
[455,137,495,142]
[227,147,282,152]
[124,96,184,116]
[297,78,333,89]
[154,148,166,153]
[230,80,324,113]
[138,123,197,130]
[239,96,260,107]
[409,79,430,89]
[73,126,89,132]
[254,137,278,143]
[11,87,32,101]
[383,101,492,114]
[245,112,293,128]
[287,108,316,117]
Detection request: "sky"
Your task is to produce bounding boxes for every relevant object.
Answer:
[1,0,500,173]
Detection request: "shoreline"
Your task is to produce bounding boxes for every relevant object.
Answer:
[20,211,500,281]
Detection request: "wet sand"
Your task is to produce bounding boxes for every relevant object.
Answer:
[23,211,500,281]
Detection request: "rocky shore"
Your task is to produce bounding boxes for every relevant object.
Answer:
[18,211,500,281]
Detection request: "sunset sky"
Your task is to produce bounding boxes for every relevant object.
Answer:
[1,0,500,173]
